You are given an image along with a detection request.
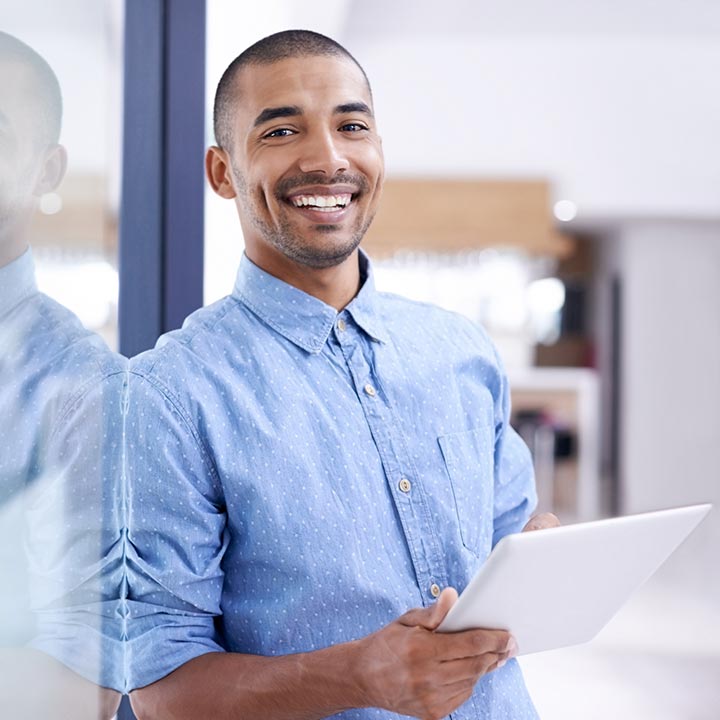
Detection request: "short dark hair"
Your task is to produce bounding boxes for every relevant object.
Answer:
[213,29,371,151]
[0,31,63,147]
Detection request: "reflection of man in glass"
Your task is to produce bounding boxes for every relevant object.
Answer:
[0,31,123,717]
[127,30,555,719]
[0,36,65,269]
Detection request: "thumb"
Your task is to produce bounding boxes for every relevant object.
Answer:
[398,587,458,631]
[522,512,560,532]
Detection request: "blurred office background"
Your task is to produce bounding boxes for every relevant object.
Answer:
[4,0,720,717]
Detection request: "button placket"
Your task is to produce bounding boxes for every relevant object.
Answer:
[337,328,449,606]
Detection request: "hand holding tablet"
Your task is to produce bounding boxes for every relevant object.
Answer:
[436,504,712,655]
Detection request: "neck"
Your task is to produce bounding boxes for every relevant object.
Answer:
[0,233,30,270]
[245,245,362,311]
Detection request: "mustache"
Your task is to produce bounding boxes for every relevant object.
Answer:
[274,172,369,198]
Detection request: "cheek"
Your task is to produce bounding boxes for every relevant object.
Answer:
[258,183,280,213]
[248,167,284,210]
[238,175,270,210]
[359,145,385,187]
[362,150,384,194]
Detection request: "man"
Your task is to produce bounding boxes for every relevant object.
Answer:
[127,30,555,719]
[0,31,123,717]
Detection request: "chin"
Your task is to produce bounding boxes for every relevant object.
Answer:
[280,237,361,270]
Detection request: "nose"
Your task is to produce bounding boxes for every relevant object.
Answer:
[298,129,349,177]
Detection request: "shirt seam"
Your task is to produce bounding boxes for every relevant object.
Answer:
[46,366,126,445]
[127,370,223,488]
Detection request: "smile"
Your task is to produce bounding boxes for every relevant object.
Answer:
[290,193,353,211]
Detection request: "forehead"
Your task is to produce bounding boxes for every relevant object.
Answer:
[0,60,36,108]
[0,60,42,134]
[234,55,372,122]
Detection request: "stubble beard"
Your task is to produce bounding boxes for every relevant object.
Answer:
[232,168,375,270]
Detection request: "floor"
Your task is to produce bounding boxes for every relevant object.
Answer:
[520,578,720,719]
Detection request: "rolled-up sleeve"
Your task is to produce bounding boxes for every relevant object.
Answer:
[125,369,228,691]
[27,368,127,692]
[491,352,538,548]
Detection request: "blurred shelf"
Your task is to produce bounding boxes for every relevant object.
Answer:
[509,367,600,522]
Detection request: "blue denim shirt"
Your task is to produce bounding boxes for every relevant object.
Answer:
[126,252,539,718]
[0,249,126,691]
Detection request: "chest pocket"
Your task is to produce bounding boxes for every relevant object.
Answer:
[438,427,495,557]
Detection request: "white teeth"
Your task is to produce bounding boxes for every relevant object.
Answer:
[291,194,352,209]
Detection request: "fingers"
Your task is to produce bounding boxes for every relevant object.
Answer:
[398,587,458,631]
[522,512,560,532]
[433,652,504,685]
[422,653,510,717]
[431,628,514,662]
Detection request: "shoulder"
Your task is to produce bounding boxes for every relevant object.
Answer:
[128,295,250,428]
[129,295,241,378]
[2,291,125,383]
[375,290,498,358]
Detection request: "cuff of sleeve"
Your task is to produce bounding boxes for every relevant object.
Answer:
[29,607,125,692]
[126,611,225,692]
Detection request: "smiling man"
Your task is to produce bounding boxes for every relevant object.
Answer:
[127,30,545,720]
[208,37,384,307]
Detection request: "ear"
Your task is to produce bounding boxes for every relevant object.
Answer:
[206,146,237,199]
[34,144,67,195]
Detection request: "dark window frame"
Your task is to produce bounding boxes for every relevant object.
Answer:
[118,0,206,357]
[117,2,205,715]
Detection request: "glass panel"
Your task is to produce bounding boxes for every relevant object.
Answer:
[1,0,123,713]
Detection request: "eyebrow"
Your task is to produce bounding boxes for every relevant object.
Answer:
[253,105,303,127]
[335,102,373,118]
[252,101,374,128]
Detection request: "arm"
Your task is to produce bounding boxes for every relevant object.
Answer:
[131,588,516,720]
[24,368,126,697]
[489,344,545,545]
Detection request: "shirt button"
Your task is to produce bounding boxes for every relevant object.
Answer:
[430,583,441,598]
[364,383,377,397]
[337,318,346,332]
[399,478,411,493]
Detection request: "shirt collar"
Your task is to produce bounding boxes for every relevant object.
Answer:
[0,248,38,320]
[232,250,389,354]
[345,252,389,345]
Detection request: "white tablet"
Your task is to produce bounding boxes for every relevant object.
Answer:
[436,503,712,655]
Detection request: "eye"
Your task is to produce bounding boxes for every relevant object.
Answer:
[263,127,295,139]
[339,122,368,133]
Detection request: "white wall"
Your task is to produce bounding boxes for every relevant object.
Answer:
[356,35,720,219]
[617,221,720,601]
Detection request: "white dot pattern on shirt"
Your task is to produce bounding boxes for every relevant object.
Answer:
[125,256,539,718]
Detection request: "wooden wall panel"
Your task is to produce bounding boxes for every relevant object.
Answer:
[362,179,574,258]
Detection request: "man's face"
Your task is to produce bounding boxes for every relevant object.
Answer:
[0,60,46,241]
[225,54,384,269]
